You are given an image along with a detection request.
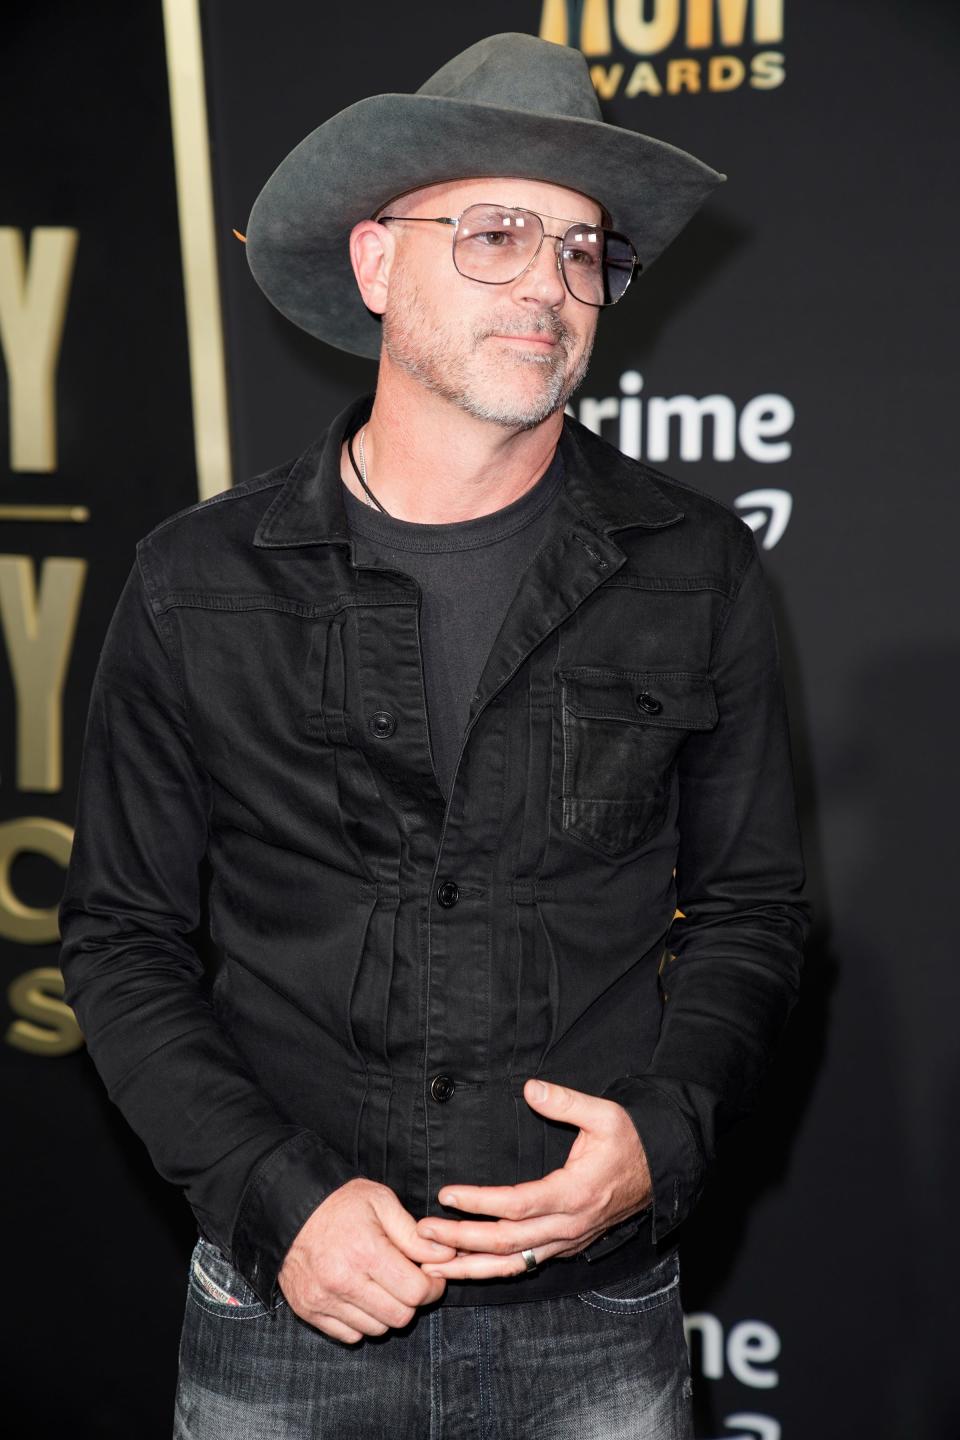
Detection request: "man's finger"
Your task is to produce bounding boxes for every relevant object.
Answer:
[414,1211,572,1255]
[368,1235,449,1306]
[424,1170,570,1223]
[327,1297,392,1337]
[349,1275,420,1331]
[521,1077,615,1129]
[421,1239,572,1282]
[316,1316,366,1345]
[375,1190,459,1262]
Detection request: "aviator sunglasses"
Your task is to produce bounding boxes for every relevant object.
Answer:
[376,202,642,307]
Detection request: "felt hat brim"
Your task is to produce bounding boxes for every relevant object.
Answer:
[244,63,725,359]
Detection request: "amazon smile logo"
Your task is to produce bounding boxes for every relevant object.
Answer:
[538,0,786,98]
[733,489,792,549]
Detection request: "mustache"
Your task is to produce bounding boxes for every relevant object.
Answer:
[474,314,571,349]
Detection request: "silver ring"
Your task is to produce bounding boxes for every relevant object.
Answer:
[521,1248,538,1272]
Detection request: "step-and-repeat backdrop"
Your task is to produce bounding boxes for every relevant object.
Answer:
[3,2,956,1435]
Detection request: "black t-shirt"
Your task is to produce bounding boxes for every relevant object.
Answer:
[343,447,564,799]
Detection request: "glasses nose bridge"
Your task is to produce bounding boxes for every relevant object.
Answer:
[518,220,567,284]
[545,230,568,275]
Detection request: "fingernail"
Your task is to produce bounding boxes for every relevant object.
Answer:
[529,1080,547,1100]
[439,1193,457,1207]
[421,1226,438,1239]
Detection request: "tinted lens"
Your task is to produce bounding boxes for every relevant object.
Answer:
[561,226,638,306]
[454,205,541,281]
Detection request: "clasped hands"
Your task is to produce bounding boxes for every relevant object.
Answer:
[417,1078,652,1280]
[278,1079,652,1343]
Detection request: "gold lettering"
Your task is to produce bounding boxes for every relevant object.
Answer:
[539,0,612,54]
[540,0,570,43]
[590,62,625,98]
[752,0,784,44]
[708,54,745,90]
[0,816,73,943]
[6,965,83,1056]
[687,0,786,49]
[667,58,703,93]
[715,0,750,45]
[0,555,86,791]
[0,228,78,472]
[542,0,784,61]
[544,0,782,64]
[750,50,785,88]
[614,0,680,55]
[715,0,784,46]
[581,0,613,54]
[686,0,714,48]
[624,61,664,97]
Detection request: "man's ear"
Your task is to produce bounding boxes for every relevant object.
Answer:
[349,220,394,317]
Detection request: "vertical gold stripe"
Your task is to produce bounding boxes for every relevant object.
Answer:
[162,0,232,499]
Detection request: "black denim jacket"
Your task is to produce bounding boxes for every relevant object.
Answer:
[58,395,809,1308]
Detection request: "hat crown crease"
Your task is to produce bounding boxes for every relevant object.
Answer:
[415,32,602,123]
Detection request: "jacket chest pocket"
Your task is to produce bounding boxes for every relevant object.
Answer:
[559,667,718,857]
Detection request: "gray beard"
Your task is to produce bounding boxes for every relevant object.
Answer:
[382,282,594,431]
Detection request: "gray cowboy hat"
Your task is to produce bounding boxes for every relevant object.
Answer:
[243,31,725,360]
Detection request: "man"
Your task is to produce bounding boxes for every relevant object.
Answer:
[58,31,809,1440]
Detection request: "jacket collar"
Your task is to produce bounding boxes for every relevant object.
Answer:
[557,411,684,534]
[252,392,683,549]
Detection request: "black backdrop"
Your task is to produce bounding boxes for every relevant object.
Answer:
[2,3,958,1436]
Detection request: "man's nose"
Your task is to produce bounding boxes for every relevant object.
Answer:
[511,235,567,307]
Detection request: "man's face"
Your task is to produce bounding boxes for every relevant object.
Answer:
[376,176,604,430]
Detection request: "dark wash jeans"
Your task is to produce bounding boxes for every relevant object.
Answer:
[174,1236,693,1439]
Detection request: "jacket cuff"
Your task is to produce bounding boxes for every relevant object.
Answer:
[598,1076,706,1244]
[230,1130,363,1306]
[581,1208,650,1262]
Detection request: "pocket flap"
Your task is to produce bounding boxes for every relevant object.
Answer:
[560,669,718,731]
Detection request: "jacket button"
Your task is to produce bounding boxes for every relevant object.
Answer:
[369,710,396,738]
[635,691,662,715]
[436,880,459,908]
[430,1074,455,1103]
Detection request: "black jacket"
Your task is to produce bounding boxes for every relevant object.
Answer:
[58,395,809,1308]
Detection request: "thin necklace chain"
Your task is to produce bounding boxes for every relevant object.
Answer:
[348,424,392,516]
[358,427,371,503]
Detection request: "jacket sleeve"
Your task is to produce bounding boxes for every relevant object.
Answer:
[593,530,810,1254]
[57,552,362,1305]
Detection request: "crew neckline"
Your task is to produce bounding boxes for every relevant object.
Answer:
[341,446,564,554]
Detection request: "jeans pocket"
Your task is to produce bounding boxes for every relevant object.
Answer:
[187,1235,283,1320]
[576,1248,680,1315]
[559,669,717,857]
